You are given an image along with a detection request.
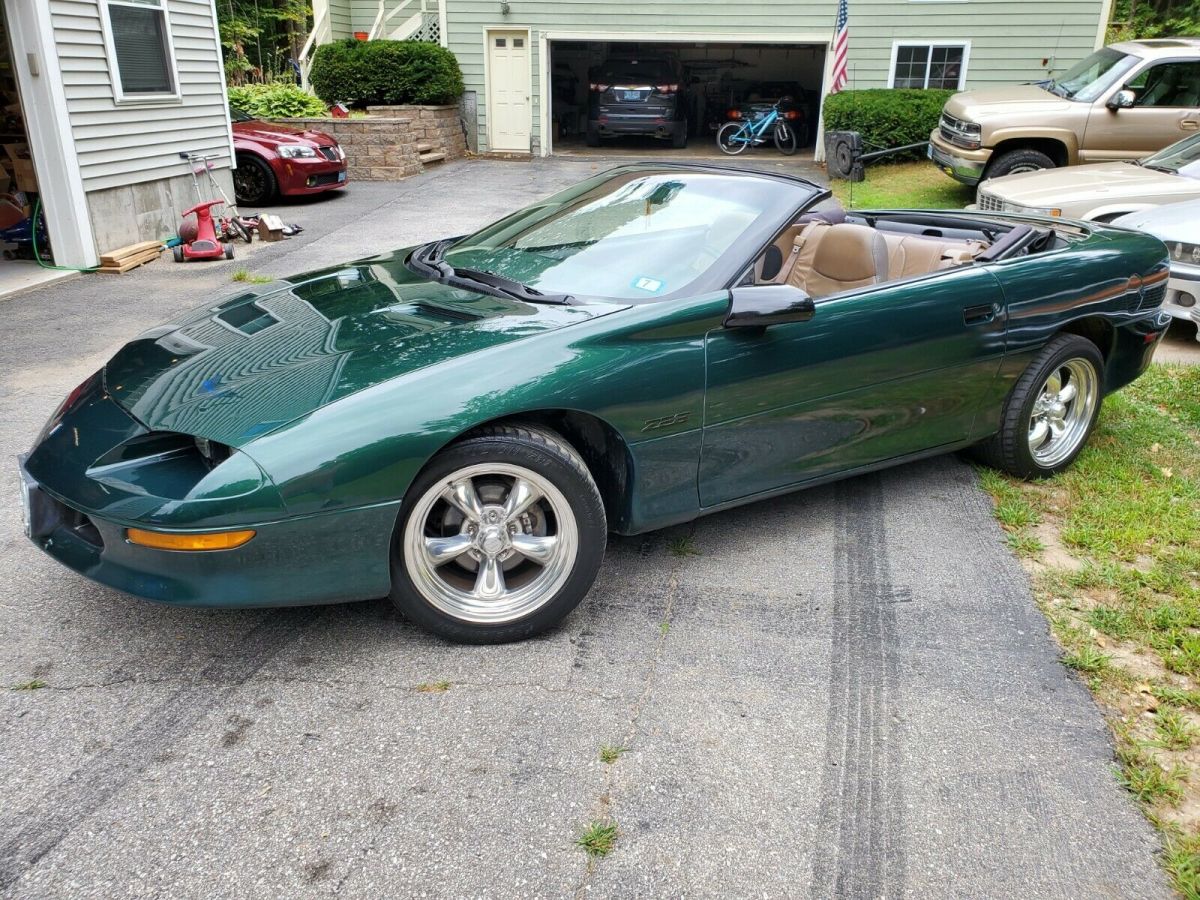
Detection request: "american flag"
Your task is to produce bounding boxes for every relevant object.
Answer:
[830,0,849,93]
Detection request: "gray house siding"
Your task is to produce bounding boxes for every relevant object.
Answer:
[444,0,1108,154]
[48,0,235,252]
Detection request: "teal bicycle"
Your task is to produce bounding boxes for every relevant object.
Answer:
[716,100,798,156]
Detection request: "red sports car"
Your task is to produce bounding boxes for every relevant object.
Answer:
[231,108,348,206]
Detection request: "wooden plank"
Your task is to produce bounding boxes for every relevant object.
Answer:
[99,240,163,264]
[94,246,164,274]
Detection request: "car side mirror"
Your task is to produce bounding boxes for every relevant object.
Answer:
[1107,89,1136,111]
[724,284,815,329]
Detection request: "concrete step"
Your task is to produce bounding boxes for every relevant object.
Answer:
[416,142,435,153]
[419,150,446,165]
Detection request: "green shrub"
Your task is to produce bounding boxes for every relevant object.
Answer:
[227,83,328,118]
[310,39,464,107]
[822,89,955,158]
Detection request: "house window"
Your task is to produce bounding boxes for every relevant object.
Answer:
[102,0,179,99]
[889,42,969,90]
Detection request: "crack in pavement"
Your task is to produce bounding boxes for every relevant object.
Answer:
[0,608,322,895]
[810,474,907,899]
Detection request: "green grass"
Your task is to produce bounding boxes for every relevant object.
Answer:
[977,363,1200,896]
[576,820,618,857]
[829,160,975,210]
[1006,531,1045,558]
[1062,644,1111,674]
[415,680,451,693]
[599,745,626,764]
[232,268,273,284]
[11,679,46,691]
[666,536,700,558]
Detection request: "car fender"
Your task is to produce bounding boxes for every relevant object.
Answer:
[986,127,1079,163]
[241,292,730,528]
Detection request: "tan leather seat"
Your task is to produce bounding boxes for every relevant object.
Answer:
[882,233,988,277]
[786,222,889,297]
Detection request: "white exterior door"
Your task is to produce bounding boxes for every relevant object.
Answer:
[487,30,531,152]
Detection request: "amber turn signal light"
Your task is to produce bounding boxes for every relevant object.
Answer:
[126,528,256,551]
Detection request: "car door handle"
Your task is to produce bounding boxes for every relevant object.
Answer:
[1182,118,1200,131]
[963,303,997,325]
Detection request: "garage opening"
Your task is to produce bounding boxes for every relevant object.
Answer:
[0,4,78,294]
[548,40,827,158]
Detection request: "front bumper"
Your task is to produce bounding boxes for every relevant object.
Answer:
[19,453,398,608]
[1163,268,1200,335]
[928,130,991,186]
[272,155,349,197]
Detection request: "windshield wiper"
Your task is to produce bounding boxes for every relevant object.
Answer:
[451,267,572,305]
[409,241,572,305]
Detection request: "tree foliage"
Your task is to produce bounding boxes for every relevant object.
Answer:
[217,0,310,85]
[1108,0,1200,41]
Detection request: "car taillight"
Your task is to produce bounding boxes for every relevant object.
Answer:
[656,84,679,93]
[589,83,610,92]
[727,109,742,119]
[784,110,800,120]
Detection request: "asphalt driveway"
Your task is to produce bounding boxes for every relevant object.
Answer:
[0,158,1171,898]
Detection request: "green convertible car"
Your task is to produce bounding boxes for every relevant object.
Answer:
[19,164,1170,642]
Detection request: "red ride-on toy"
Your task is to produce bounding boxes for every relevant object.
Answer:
[173,200,235,262]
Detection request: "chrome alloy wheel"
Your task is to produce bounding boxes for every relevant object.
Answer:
[403,463,579,624]
[1027,358,1099,467]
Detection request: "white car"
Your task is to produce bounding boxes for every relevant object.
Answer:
[1115,200,1200,339]
[974,131,1200,222]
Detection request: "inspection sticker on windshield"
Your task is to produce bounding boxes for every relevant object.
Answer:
[632,276,664,293]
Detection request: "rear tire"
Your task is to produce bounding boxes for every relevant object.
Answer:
[223,243,235,260]
[671,125,688,149]
[390,423,607,644]
[585,127,601,148]
[172,245,184,263]
[972,334,1104,479]
[985,148,1056,181]
[717,122,749,155]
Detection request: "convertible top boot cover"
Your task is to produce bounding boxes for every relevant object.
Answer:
[786,222,889,297]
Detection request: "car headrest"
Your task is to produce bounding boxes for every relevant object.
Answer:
[798,205,847,226]
[812,223,889,283]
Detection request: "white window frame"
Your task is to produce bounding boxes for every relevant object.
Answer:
[887,40,971,91]
[99,0,183,104]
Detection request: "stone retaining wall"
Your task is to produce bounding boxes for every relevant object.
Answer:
[268,116,421,181]
[267,105,465,182]
[366,104,467,160]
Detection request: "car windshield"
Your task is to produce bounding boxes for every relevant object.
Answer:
[229,107,254,123]
[1049,47,1142,101]
[444,170,816,301]
[598,60,673,85]
[1140,131,1200,178]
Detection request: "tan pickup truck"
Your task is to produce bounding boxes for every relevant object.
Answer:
[928,38,1200,186]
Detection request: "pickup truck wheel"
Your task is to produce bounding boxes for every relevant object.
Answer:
[986,148,1056,180]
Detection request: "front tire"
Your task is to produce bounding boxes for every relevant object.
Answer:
[390,424,607,643]
[974,334,1104,478]
[233,154,277,206]
[774,122,797,155]
[985,148,1056,181]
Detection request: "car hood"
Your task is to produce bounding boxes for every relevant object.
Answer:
[981,161,1197,206]
[103,251,629,447]
[944,84,1072,123]
[233,119,335,148]
[1113,199,1200,240]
